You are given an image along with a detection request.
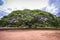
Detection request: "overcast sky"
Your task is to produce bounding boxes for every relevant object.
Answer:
[0,0,49,10]
[0,0,60,17]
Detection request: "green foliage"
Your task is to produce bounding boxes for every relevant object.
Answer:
[0,9,60,28]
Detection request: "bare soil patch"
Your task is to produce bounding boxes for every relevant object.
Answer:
[0,30,60,40]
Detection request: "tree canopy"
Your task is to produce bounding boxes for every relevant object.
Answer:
[0,9,60,28]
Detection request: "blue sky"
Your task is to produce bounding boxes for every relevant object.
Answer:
[0,0,60,18]
[0,0,3,5]
[49,0,60,13]
[0,10,8,18]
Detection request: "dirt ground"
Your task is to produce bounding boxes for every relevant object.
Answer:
[0,30,60,40]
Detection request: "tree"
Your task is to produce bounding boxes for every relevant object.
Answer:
[0,9,60,28]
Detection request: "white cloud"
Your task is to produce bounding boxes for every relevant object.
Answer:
[0,0,49,13]
[44,4,58,15]
[0,0,59,15]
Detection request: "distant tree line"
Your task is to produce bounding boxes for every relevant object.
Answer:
[0,9,60,28]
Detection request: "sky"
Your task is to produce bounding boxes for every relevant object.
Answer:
[0,0,60,18]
